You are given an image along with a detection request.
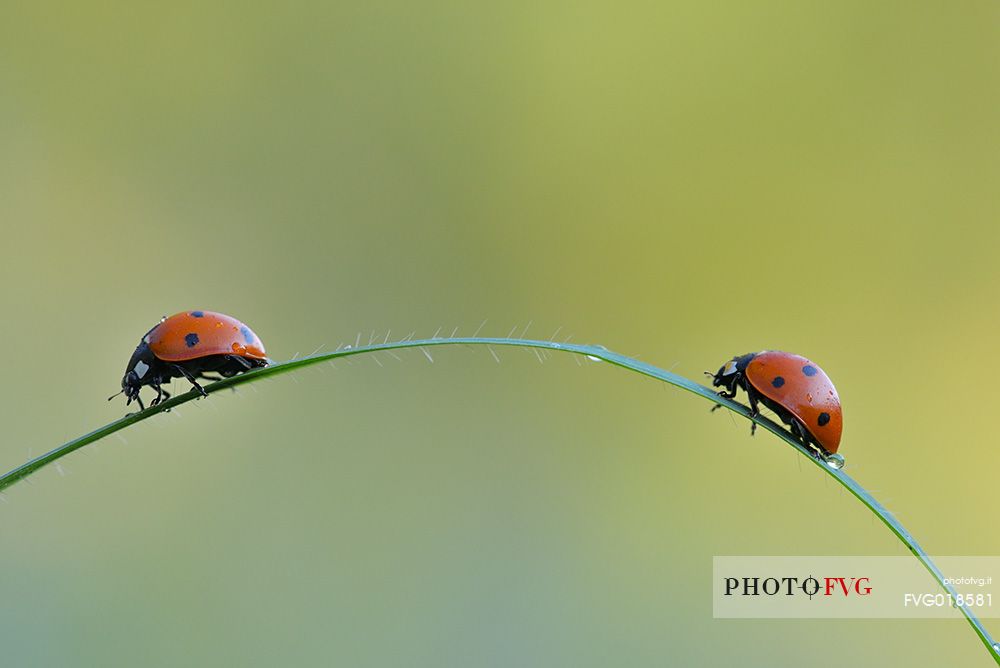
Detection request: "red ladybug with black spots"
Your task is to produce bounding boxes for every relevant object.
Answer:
[710,351,842,458]
[111,310,270,410]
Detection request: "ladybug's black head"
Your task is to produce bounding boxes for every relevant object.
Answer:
[114,336,160,408]
[711,352,757,392]
[121,369,143,404]
[711,359,738,393]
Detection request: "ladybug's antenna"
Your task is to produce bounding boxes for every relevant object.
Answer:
[107,389,124,401]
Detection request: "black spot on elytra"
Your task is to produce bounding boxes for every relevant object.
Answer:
[771,376,785,388]
[818,412,831,427]
[185,333,200,347]
[191,311,204,317]
[802,365,817,377]
[240,326,254,344]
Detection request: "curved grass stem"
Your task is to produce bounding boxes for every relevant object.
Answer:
[2,337,996,663]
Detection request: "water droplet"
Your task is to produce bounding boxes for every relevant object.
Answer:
[993,642,1000,653]
[824,453,846,470]
[586,344,608,362]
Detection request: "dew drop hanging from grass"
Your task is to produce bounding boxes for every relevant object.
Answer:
[586,344,608,362]
[825,453,846,470]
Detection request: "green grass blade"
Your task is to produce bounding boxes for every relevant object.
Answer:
[2,337,996,662]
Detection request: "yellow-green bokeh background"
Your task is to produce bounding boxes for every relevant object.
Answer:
[1,1,998,665]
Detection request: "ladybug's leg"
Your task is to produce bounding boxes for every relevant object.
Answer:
[791,420,806,445]
[219,355,258,380]
[150,383,163,407]
[150,384,172,407]
[198,373,225,382]
[789,417,819,455]
[172,365,208,397]
[713,385,738,407]
[789,419,825,459]
[712,374,742,412]
[745,387,760,436]
[225,355,254,370]
[711,391,733,412]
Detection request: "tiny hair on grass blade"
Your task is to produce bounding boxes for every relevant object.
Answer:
[2,336,997,664]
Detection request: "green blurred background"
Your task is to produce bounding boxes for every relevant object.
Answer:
[1,1,997,665]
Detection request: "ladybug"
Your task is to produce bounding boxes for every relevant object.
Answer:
[110,310,270,410]
[709,351,842,458]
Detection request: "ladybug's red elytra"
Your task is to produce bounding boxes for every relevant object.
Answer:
[710,351,842,457]
[111,310,270,410]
